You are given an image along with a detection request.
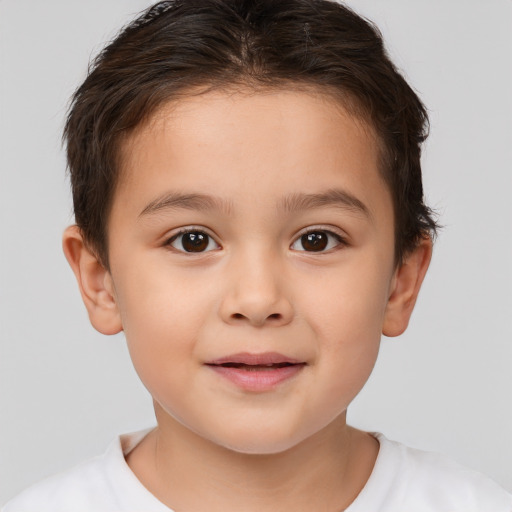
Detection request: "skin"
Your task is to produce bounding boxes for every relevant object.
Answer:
[63,89,431,511]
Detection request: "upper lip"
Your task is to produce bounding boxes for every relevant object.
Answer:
[205,352,304,366]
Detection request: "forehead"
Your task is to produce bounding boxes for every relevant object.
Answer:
[120,89,379,178]
[113,88,391,225]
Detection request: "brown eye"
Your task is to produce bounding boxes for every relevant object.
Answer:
[291,230,345,252]
[300,232,328,251]
[169,230,219,253]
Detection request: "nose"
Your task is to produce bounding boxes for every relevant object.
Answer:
[219,248,294,328]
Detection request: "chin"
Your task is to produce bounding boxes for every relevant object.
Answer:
[206,423,311,456]
[222,438,300,456]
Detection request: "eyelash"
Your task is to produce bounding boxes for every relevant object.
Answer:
[291,228,347,253]
[165,227,347,254]
[166,227,220,253]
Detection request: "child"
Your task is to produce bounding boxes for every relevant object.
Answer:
[3,0,511,510]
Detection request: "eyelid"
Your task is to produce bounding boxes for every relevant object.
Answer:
[290,225,348,252]
[166,226,221,253]
[163,224,347,253]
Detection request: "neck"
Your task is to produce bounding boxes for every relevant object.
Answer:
[126,406,378,512]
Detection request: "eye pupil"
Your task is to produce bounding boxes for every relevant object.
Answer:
[182,232,208,252]
[301,232,328,252]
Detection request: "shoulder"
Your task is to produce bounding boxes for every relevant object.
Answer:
[349,433,512,512]
[2,453,115,512]
[1,430,166,512]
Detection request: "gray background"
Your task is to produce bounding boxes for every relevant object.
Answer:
[1,0,511,504]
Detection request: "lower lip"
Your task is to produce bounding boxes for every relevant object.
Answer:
[207,364,305,392]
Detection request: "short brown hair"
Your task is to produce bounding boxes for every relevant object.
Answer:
[64,0,437,267]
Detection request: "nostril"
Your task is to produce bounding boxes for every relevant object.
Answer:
[230,312,282,322]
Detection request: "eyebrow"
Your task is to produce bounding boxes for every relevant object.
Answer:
[139,188,371,219]
[278,189,371,219]
[139,192,234,217]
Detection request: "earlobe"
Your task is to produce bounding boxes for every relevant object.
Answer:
[382,237,432,337]
[62,225,123,335]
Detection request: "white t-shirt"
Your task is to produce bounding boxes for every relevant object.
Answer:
[3,430,511,512]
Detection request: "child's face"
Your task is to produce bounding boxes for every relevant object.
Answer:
[95,89,408,453]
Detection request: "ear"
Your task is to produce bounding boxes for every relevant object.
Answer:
[62,225,123,335]
[382,237,432,337]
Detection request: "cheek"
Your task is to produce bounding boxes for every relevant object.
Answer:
[303,255,391,340]
[300,254,391,391]
[112,261,216,380]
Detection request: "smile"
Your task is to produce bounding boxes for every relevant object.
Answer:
[205,352,306,392]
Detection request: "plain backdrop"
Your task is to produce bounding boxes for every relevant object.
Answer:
[1,0,511,504]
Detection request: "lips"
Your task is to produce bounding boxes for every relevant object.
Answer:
[215,362,296,370]
[205,352,306,391]
[207,352,303,366]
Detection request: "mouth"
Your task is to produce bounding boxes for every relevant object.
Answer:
[206,351,304,366]
[205,352,306,391]
[211,362,301,371]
